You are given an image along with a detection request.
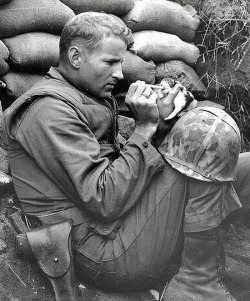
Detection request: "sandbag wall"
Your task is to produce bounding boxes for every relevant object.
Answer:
[0,0,75,110]
[0,0,206,112]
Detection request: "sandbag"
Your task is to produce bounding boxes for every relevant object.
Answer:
[0,71,44,100]
[0,41,9,60]
[131,31,200,66]
[115,50,155,91]
[0,59,9,76]
[0,41,9,76]
[3,33,60,73]
[155,60,206,98]
[122,0,200,42]
[0,0,75,38]
[60,0,136,16]
[113,51,155,110]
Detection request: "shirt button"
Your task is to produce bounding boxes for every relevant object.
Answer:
[142,141,148,148]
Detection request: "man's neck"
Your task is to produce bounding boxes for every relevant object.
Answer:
[56,67,82,92]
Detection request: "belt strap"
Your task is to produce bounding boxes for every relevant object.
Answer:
[16,233,33,254]
[36,207,88,225]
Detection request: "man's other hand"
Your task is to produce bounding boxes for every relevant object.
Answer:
[125,81,159,142]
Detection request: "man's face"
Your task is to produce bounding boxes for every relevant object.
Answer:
[78,35,127,99]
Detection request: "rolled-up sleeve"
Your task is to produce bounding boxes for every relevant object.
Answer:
[16,98,166,221]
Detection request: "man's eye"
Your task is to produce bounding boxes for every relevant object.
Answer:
[106,61,122,66]
[106,61,114,65]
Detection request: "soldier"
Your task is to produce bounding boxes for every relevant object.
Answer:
[2,12,250,301]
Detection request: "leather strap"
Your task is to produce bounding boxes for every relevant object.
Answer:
[36,207,88,226]
[15,233,32,254]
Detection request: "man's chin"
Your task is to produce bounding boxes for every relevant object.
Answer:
[101,89,113,99]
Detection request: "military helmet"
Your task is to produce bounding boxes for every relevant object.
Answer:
[159,106,241,182]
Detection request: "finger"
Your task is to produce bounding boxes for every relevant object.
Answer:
[155,89,165,100]
[133,81,149,99]
[126,80,146,99]
[147,91,158,104]
[126,82,139,97]
[141,86,153,98]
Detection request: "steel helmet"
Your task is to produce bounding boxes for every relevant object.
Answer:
[159,106,241,182]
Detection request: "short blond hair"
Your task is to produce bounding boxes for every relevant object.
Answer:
[59,12,133,60]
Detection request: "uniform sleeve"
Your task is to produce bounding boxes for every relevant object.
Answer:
[16,97,166,222]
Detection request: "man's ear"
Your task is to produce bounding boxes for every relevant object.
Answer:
[68,46,81,69]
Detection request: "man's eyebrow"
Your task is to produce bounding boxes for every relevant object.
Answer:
[105,57,125,62]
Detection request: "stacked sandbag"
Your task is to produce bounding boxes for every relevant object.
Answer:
[0,0,75,38]
[0,41,9,77]
[60,0,136,16]
[0,0,75,109]
[122,0,200,42]
[0,0,205,113]
[121,0,201,69]
[131,31,200,66]
[115,1,202,105]
[113,51,156,111]
[1,72,44,101]
[3,33,60,73]
[117,51,156,88]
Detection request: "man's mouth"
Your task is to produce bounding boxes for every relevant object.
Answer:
[107,82,116,87]
[105,83,116,91]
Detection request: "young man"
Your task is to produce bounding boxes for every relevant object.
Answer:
[2,12,250,300]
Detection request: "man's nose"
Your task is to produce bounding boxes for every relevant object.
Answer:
[113,63,124,80]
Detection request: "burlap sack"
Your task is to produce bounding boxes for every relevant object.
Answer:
[131,31,200,66]
[113,51,155,111]
[122,0,200,42]
[0,71,44,100]
[0,59,9,77]
[0,41,9,76]
[155,60,206,98]
[3,33,60,73]
[0,0,75,38]
[0,41,9,60]
[60,0,135,16]
[114,50,155,91]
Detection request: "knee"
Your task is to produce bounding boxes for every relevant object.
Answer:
[236,152,250,187]
[234,152,250,207]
